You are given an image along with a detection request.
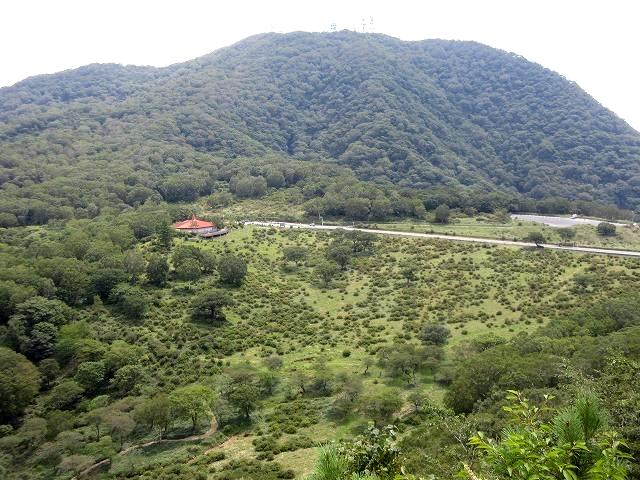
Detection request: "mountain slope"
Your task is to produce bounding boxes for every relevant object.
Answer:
[1,31,640,210]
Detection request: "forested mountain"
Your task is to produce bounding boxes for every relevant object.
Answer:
[1,31,640,228]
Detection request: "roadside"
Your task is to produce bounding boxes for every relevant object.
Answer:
[245,221,640,258]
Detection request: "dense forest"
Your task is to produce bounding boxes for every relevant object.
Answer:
[1,31,639,479]
[1,31,640,230]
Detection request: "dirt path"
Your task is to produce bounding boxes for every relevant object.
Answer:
[74,416,218,479]
[187,433,241,464]
[119,416,219,455]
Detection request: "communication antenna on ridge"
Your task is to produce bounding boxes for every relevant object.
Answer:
[330,22,336,32]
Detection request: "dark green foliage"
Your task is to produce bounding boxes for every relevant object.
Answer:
[470,391,631,480]
[110,364,144,396]
[526,231,546,246]
[172,245,214,281]
[133,394,172,438]
[444,341,561,413]
[108,284,148,320]
[92,268,129,300]
[190,290,233,324]
[282,246,307,266]
[597,222,617,236]
[156,221,174,248]
[74,361,106,392]
[45,380,84,410]
[420,324,451,346]
[316,261,339,287]
[434,204,450,224]
[146,254,170,285]
[1,31,639,235]
[217,254,247,286]
[327,241,352,270]
[0,347,40,423]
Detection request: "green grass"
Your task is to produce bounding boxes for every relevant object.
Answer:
[368,216,640,250]
[109,225,640,478]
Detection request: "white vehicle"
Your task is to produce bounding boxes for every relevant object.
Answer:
[310,222,316,227]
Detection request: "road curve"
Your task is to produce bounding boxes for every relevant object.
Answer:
[244,221,640,259]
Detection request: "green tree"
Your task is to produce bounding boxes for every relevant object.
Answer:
[420,324,451,346]
[156,221,173,249]
[38,358,61,389]
[22,322,58,361]
[169,384,216,431]
[469,391,631,480]
[176,258,202,281]
[434,204,450,223]
[217,254,247,286]
[146,254,169,286]
[108,284,147,320]
[75,361,106,392]
[122,250,145,283]
[110,364,144,397]
[92,268,130,300]
[327,242,352,270]
[190,290,233,324]
[103,411,135,450]
[0,347,41,423]
[133,394,172,439]
[265,169,286,188]
[223,381,260,420]
[84,407,107,441]
[526,231,546,246]
[316,261,339,287]
[282,246,307,266]
[558,227,576,242]
[45,409,75,440]
[597,222,617,236]
[104,340,143,374]
[360,387,403,425]
[45,380,84,410]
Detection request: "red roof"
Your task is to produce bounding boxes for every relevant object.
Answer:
[172,215,216,230]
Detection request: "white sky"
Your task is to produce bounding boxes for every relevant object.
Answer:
[2,0,639,131]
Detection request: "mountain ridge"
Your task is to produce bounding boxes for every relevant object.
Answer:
[1,31,640,210]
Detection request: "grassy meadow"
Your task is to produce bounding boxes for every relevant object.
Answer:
[113,224,640,478]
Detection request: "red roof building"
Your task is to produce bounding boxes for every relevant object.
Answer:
[172,215,216,232]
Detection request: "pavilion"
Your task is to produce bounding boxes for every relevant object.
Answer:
[172,215,228,238]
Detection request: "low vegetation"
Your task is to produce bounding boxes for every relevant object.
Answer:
[0,211,638,478]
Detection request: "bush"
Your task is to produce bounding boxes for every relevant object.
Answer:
[218,255,248,287]
[597,222,617,236]
[419,324,451,346]
[190,290,233,324]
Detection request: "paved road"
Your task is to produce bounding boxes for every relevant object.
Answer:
[245,221,640,258]
[511,214,627,228]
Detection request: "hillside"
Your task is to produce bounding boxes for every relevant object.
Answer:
[1,31,640,221]
[1,30,639,480]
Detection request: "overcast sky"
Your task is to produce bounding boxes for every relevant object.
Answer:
[2,0,639,130]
